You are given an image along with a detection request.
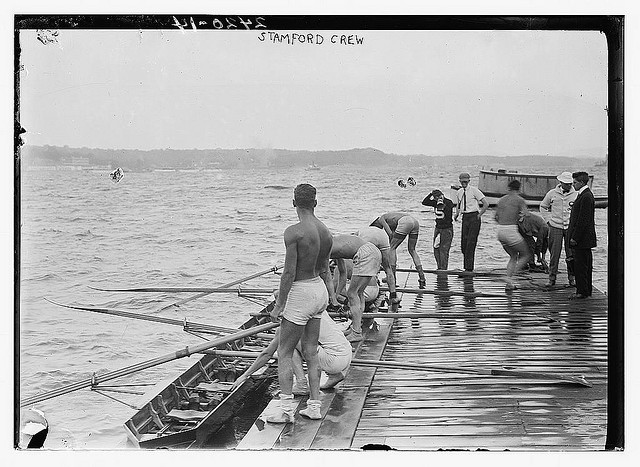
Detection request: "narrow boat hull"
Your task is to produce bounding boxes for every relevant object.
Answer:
[123,306,277,449]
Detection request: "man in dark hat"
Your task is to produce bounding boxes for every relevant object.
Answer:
[454,172,488,271]
[567,172,596,299]
[422,189,455,270]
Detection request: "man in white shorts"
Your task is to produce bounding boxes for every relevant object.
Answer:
[495,180,531,291]
[232,310,352,393]
[357,226,399,307]
[328,234,382,343]
[370,212,427,287]
[268,183,333,422]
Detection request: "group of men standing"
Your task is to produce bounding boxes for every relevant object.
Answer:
[263,184,426,423]
[494,170,597,296]
[263,168,598,423]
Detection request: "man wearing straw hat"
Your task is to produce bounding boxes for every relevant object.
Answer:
[539,171,578,288]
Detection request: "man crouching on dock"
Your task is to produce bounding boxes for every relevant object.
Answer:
[268,183,333,422]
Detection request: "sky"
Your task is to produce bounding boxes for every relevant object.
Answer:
[17,26,608,157]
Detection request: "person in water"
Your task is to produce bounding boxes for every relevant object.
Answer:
[494,180,531,291]
[327,234,382,344]
[370,212,427,287]
[232,309,352,393]
[267,183,333,422]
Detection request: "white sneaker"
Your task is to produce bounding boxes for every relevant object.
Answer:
[264,395,295,424]
[299,399,321,420]
[264,409,295,424]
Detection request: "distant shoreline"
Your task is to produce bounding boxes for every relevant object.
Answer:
[19,145,605,172]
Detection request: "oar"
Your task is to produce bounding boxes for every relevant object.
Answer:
[369,308,560,324]
[382,286,506,298]
[20,321,279,407]
[395,267,503,277]
[352,358,592,387]
[248,311,554,322]
[199,350,591,387]
[44,299,274,338]
[90,285,506,299]
[89,286,274,294]
[90,265,282,312]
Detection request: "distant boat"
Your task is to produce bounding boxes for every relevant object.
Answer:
[453,169,608,208]
[595,159,607,167]
[305,162,321,171]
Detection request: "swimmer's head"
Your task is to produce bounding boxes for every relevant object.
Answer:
[293,183,317,209]
[507,179,521,191]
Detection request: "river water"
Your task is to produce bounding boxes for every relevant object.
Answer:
[18,162,609,449]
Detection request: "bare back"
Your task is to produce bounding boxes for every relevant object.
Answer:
[495,193,527,225]
[380,212,406,231]
[330,234,367,260]
[285,215,332,281]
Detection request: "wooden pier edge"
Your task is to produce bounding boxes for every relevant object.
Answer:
[236,315,396,450]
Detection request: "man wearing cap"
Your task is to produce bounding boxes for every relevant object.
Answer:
[453,173,488,272]
[539,171,578,287]
[422,189,455,270]
[567,171,597,299]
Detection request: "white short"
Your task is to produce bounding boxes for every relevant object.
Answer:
[363,284,380,303]
[353,242,382,277]
[318,347,352,375]
[395,215,420,236]
[497,224,525,247]
[282,277,328,325]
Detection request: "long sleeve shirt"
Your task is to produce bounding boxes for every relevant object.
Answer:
[539,185,577,229]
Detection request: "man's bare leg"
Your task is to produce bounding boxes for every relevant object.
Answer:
[300,318,322,419]
[407,234,426,285]
[346,275,369,340]
[292,347,309,395]
[266,319,303,423]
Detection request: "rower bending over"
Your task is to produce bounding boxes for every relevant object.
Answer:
[370,212,427,287]
[328,234,382,344]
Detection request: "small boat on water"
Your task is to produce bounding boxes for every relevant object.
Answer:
[305,162,321,171]
[474,169,608,208]
[124,303,278,449]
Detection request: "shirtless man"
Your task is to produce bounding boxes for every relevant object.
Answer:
[494,180,531,291]
[357,226,400,307]
[267,183,333,422]
[328,234,382,343]
[232,310,352,393]
[370,212,427,287]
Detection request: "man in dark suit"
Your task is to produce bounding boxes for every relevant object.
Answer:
[567,171,597,299]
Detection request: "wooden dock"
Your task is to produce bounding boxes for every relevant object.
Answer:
[237,270,608,451]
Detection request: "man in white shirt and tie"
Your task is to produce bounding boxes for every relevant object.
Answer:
[454,172,488,272]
